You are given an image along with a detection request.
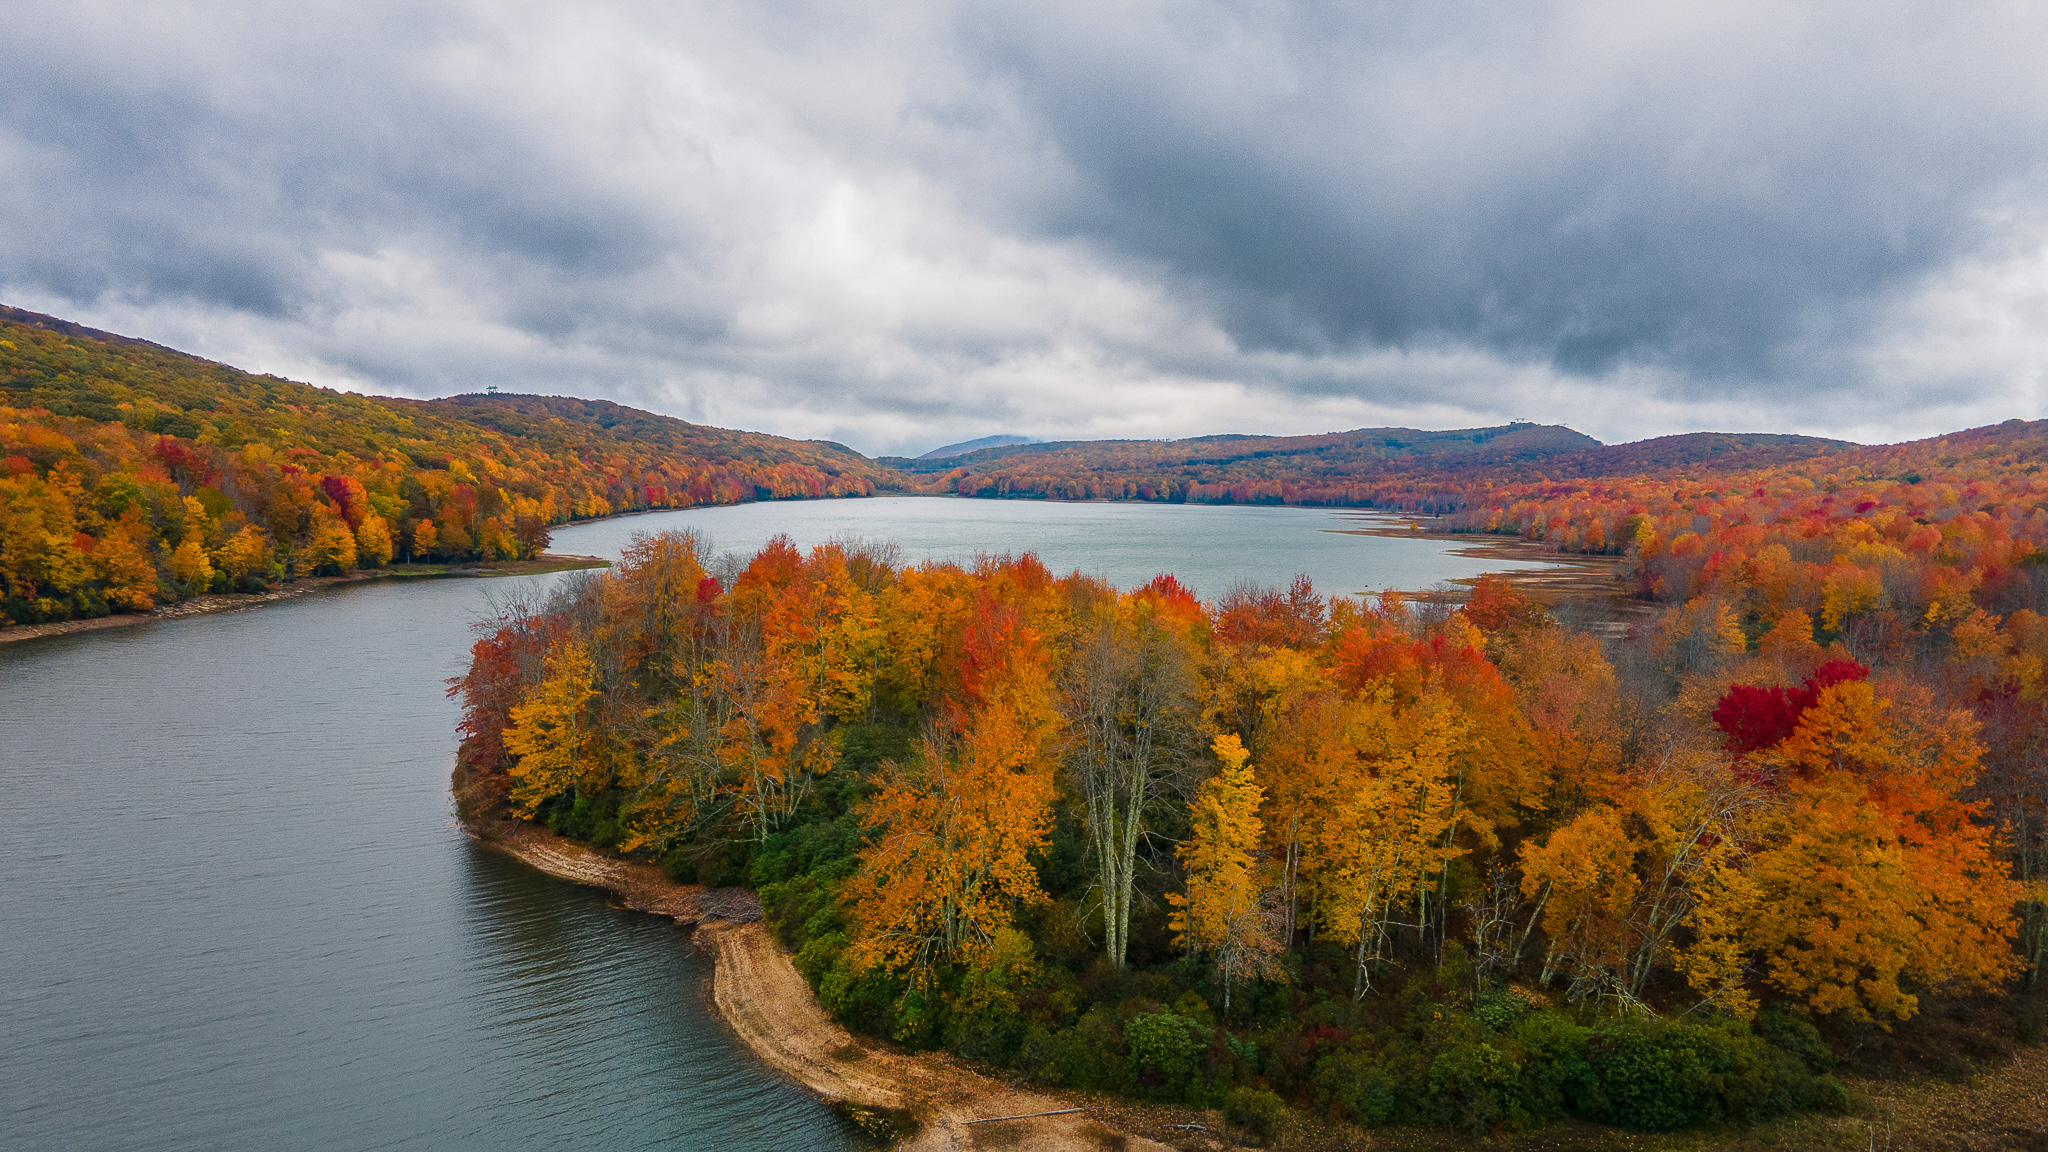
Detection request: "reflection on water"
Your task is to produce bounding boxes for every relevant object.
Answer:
[0,497,1559,1151]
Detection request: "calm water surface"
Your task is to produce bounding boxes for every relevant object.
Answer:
[0,498,1561,1151]
[569,496,1556,601]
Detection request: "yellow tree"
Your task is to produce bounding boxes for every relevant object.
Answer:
[502,640,600,818]
[847,601,1059,979]
[1248,647,1341,945]
[301,507,357,574]
[168,539,214,593]
[1520,766,1759,1012]
[1740,680,2021,1021]
[1170,734,1285,1011]
[354,513,394,568]
[1520,806,1639,994]
[212,525,274,589]
[94,510,160,610]
[1311,687,1463,997]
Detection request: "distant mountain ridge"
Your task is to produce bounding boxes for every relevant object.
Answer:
[908,422,1612,502]
[12,300,2032,529]
[914,434,1042,459]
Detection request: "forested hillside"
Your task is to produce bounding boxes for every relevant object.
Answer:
[894,425,1860,511]
[1371,419,2048,611]
[0,306,895,624]
[887,422,1611,503]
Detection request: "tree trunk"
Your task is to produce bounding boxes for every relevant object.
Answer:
[1352,910,1372,999]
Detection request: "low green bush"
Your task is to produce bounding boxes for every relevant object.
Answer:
[1507,1011,1592,1122]
[944,931,1043,1066]
[1022,1006,1128,1090]
[1579,1017,1825,1130]
[793,931,846,984]
[817,958,901,1037]
[1125,1011,1207,1097]
[538,788,623,848]
[1427,1037,1522,1133]
[1298,1006,1830,1134]
[1312,1050,1401,1126]
[891,987,944,1049]
[1224,1086,1286,1144]
[1755,1009,1834,1071]
[1473,987,1526,1031]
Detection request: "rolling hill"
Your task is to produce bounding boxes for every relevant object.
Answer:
[0,304,899,623]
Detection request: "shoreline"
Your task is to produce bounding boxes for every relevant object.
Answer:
[455,737,2048,1152]
[463,810,2048,1152]
[0,554,609,647]
[462,811,1188,1151]
[1331,512,1661,635]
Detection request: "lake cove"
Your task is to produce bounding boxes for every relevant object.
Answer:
[0,499,1567,1151]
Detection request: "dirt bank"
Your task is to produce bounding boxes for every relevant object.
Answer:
[0,554,608,647]
[468,811,2048,1152]
[467,814,1186,1151]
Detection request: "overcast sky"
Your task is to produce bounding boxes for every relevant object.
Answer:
[4,1,2045,456]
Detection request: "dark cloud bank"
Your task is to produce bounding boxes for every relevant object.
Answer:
[3,1,2045,455]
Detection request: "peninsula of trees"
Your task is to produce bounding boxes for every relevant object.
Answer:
[452,486,2044,1135]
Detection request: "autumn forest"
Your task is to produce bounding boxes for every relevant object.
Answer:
[455,409,2048,1135]
[0,306,887,623]
[10,305,2048,1138]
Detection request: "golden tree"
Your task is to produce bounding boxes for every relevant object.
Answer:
[1740,680,2021,1021]
[1171,734,1285,1011]
[502,641,600,818]
[847,600,1059,978]
[1310,688,1464,997]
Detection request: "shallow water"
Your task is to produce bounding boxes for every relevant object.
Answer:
[0,497,1560,1151]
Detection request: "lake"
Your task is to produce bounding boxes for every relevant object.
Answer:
[561,495,1557,602]
[0,497,1562,1151]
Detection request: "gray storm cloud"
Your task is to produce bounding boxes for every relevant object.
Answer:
[2,0,2044,454]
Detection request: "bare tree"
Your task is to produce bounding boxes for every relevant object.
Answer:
[1062,603,1200,968]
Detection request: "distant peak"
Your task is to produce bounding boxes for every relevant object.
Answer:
[917,434,1042,460]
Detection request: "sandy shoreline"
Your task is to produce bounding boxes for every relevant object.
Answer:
[0,554,608,647]
[464,813,1193,1151]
